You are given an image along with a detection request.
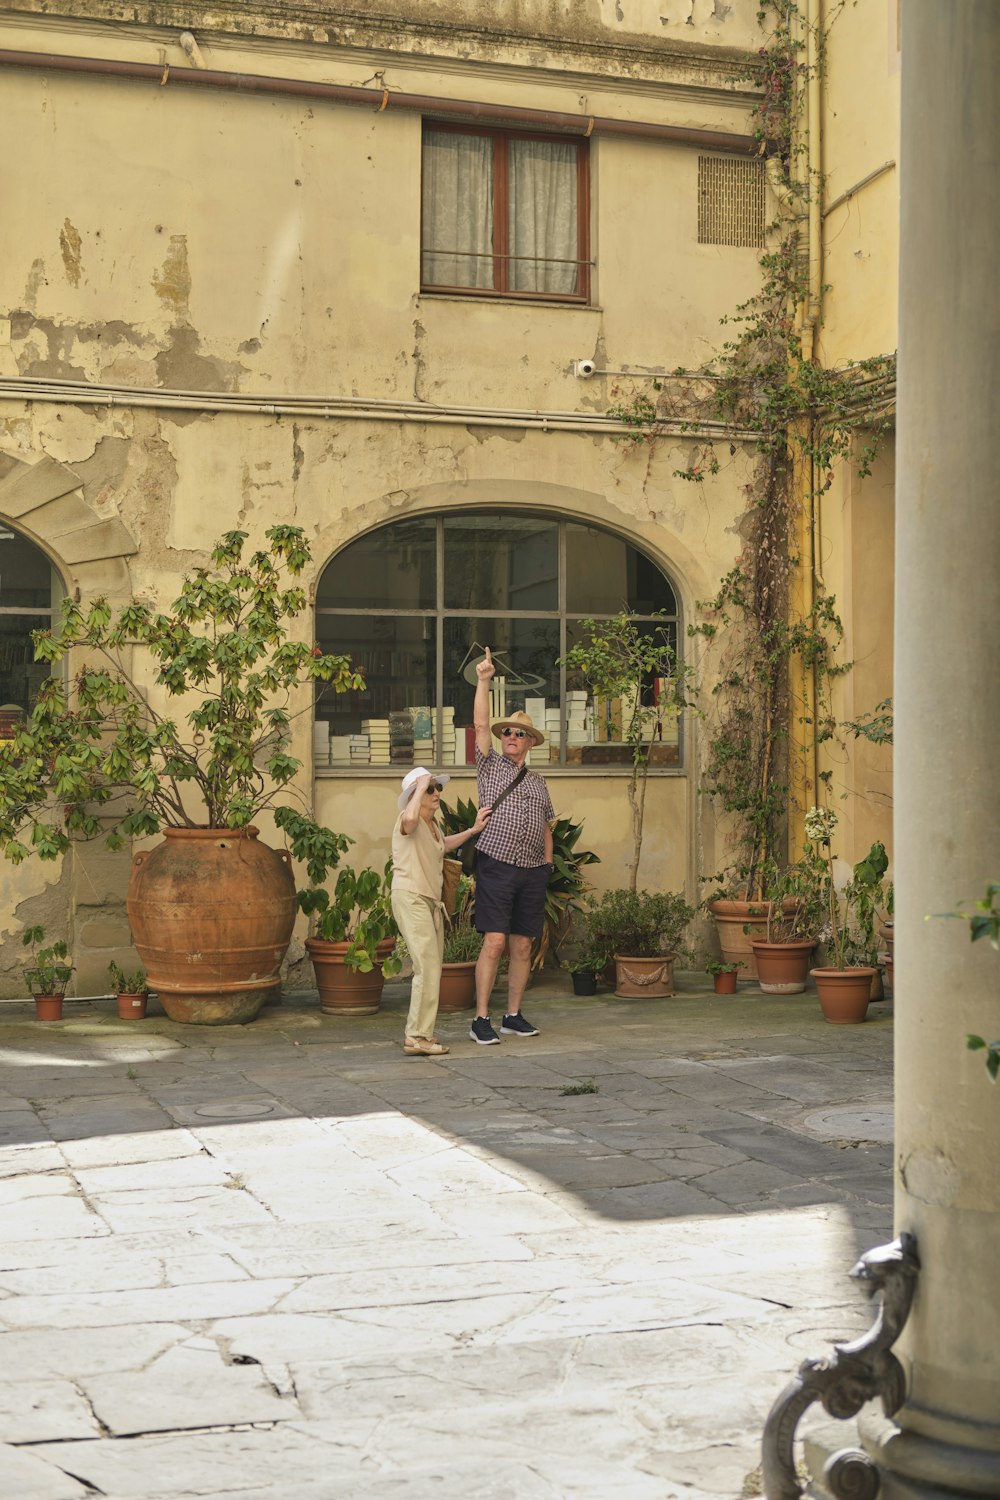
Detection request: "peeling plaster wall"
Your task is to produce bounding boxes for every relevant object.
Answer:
[0,0,796,988]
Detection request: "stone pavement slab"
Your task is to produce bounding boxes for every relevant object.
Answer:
[0,974,894,1498]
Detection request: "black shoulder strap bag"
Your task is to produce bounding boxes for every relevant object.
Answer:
[458,764,528,876]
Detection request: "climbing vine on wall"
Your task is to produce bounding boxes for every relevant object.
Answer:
[608,0,896,898]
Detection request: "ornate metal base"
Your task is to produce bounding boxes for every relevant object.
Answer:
[761,1233,920,1500]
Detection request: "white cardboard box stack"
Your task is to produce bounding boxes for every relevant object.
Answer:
[349,733,369,764]
[329,735,352,767]
[566,690,589,746]
[312,721,330,767]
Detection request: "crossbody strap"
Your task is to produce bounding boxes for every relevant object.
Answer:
[469,764,528,849]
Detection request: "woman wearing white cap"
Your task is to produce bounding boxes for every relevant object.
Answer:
[391,768,491,1056]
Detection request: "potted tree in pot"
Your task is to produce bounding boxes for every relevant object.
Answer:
[439,874,481,1011]
[0,527,363,1025]
[290,856,401,1017]
[108,961,149,1021]
[806,806,882,1024]
[584,888,695,999]
[22,926,73,1021]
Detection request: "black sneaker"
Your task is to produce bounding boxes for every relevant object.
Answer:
[469,1016,500,1045]
[501,1012,539,1037]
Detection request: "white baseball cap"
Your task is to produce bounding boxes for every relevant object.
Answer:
[397,766,450,812]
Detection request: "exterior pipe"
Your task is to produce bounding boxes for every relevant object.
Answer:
[0,47,771,156]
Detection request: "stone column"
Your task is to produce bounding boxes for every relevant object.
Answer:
[861,2,1000,1493]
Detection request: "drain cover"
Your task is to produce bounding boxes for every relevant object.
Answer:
[802,1104,893,1142]
[192,1099,280,1120]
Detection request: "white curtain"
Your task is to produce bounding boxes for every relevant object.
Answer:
[422,133,493,289]
[508,139,579,295]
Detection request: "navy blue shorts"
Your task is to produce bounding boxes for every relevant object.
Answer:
[474,852,551,939]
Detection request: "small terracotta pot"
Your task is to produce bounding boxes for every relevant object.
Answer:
[810,967,876,1024]
[116,992,148,1020]
[613,954,676,998]
[438,961,476,1011]
[712,970,738,995]
[751,938,815,995]
[33,994,64,1021]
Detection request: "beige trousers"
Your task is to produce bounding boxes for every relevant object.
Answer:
[391,889,444,1040]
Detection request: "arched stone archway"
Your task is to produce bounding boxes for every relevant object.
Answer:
[0,450,138,599]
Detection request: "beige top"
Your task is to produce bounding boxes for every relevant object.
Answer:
[391,811,444,900]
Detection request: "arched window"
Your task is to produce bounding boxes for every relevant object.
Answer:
[314,512,681,771]
[0,525,61,733]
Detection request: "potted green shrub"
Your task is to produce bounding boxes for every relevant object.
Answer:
[584,888,695,999]
[291,855,401,1017]
[108,961,149,1021]
[750,850,825,995]
[22,926,73,1020]
[439,875,481,1011]
[0,527,362,1025]
[564,941,611,996]
[806,807,883,1023]
[558,611,696,891]
[705,958,743,995]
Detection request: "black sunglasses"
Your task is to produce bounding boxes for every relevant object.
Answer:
[425,781,444,793]
[501,728,529,739]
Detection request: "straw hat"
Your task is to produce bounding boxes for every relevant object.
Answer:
[397,766,450,812]
[490,709,545,747]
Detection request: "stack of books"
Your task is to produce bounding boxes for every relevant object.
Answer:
[434,705,461,766]
[488,677,507,723]
[329,735,352,768]
[408,705,433,764]
[362,718,391,766]
[312,720,331,768]
[349,733,369,765]
[566,690,589,746]
[544,705,561,762]
[389,711,414,765]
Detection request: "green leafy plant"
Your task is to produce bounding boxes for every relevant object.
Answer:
[0,526,363,860]
[559,610,697,891]
[756,842,829,943]
[443,875,482,964]
[934,882,1000,1081]
[107,961,148,996]
[805,807,888,969]
[705,958,743,977]
[22,925,73,996]
[583,888,695,959]
[288,851,401,977]
[563,939,610,976]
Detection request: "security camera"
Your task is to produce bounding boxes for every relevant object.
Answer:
[574,358,597,378]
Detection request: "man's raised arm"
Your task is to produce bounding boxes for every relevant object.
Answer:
[474,647,495,757]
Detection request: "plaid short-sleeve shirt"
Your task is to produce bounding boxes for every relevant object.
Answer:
[475,746,555,868]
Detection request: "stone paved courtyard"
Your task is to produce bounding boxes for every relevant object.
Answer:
[0,973,894,1499]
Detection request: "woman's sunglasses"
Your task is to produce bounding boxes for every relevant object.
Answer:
[425,781,444,793]
[501,728,529,739]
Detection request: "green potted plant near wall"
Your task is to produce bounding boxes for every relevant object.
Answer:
[558,611,696,892]
[108,960,149,1021]
[22,925,73,1021]
[0,527,363,1026]
[438,875,481,1012]
[705,958,743,995]
[749,849,826,995]
[806,806,881,1024]
[285,846,400,1017]
[564,940,611,996]
[584,888,695,999]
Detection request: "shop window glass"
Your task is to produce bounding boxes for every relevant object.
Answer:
[0,526,60,731]
[314,512,681,770]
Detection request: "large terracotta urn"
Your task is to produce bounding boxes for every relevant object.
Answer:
[127,826,296,1025]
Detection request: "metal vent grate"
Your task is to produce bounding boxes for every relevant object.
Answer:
[698,155,766,248]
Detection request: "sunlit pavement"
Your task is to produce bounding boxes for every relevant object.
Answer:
[0,973,893,1499]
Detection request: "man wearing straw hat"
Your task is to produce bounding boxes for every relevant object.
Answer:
[469,647,555,1045]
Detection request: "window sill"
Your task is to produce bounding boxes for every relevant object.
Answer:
[315,765,685,779]
[417,293,603,313]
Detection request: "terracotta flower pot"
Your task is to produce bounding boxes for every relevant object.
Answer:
[128,827,295,1025]
[33,994,64,1021]
[438,960,477,1011]
[116,992,148,1020]
[751,938,815,995]
[708,899,770,979]
[613,954,676,998]
[307,936,396,1016]
[712,970,739,995]
[810,967,876,1024]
